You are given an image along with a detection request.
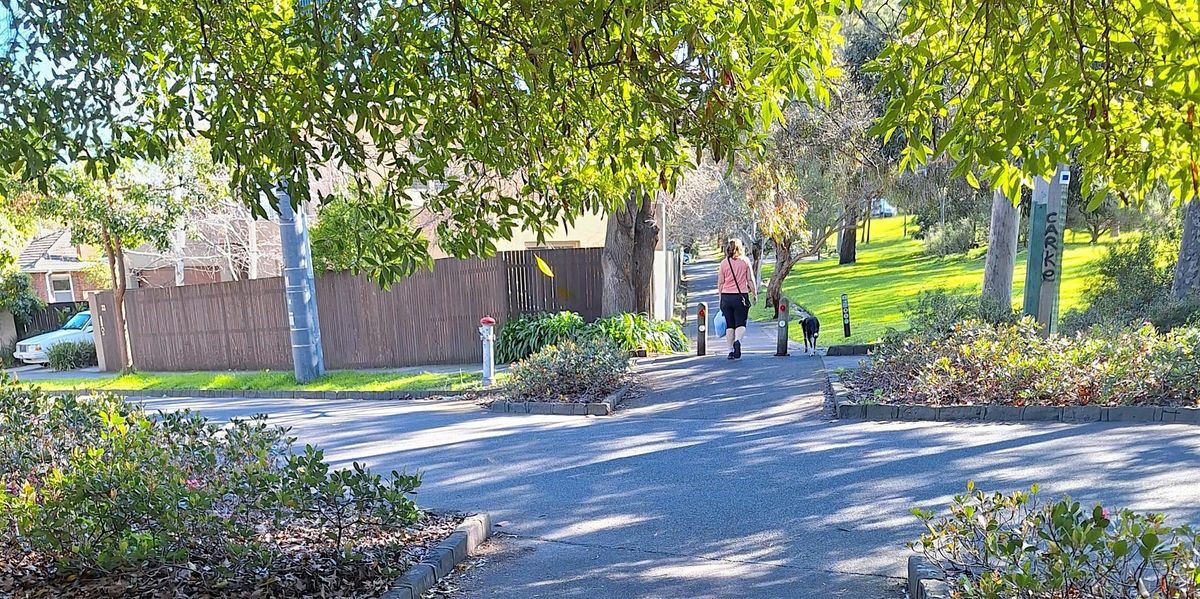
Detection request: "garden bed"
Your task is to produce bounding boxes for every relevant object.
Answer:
[907,483,1200,598]
[841,319,1200,409]
[0,376,464,598]
[0,511,464,598]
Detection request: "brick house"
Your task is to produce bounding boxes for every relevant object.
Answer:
[17,222,282,302]
[16,230,103,303]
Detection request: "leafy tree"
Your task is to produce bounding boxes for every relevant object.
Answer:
[0,175,38,269]
[746,92,884,313]
[309,187,431,282]
[872,0,1200,296]
[37,168,189,370]
[0,270,44,327]
[3,0,851,285]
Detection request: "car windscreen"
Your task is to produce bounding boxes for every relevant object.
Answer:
[61,313,90,330]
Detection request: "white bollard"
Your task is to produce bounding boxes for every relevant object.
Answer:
[479,316,496,387]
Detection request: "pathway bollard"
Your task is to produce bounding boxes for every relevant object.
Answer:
[775,299,790,357]
[696,302,708,356]
[479,316,496,387]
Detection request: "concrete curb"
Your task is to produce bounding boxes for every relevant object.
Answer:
[489,385,630,416]
[381,513,492,599]
[835,400,1200,425]
[66,388,476,401]
[907,556,951,599]
[826,344,877,356]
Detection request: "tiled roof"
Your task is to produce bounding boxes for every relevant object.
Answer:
[17,230,84,271]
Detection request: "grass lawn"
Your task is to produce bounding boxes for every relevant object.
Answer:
[750,215,1121,344]
[25,369,484,393]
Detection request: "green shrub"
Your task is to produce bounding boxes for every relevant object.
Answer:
[1060,235,1199,333]
[585,312,688,354]
[0,270,44,327]
[497,311,687,363]
[850,319,1200,407]
[900,289,1018,340]
[46,340,98,370]
[0,375,421,592]
[506,338,629,401]
[923,218,976,256]
[496,311,587,363]
[913,482,1200,598]
[0,340,14,368]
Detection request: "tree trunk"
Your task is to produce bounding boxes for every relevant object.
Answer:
[601,194,638,316]
[838,204,858,265]
[981,189,1020,310]
[1089,226,1101,245]
[101,227,132,371]
[1171,197,1200,301]
[631,193,658,315]
[766,238,795,319]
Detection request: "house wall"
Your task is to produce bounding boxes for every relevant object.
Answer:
[426,211,609,259]
[29,271,104,303]
[133,266,223,288]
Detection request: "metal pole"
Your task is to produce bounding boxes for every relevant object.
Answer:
[775,298,790,357]
[277,182,325,383]
[480,316,496,387]
[696,302,708,356]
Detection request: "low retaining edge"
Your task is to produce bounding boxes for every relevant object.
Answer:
[907,556,951,599]
[381,512,492,599]
[835,401,1200,425]
[489,385,630,416]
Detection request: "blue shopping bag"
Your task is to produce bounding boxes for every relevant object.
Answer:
[713,310,727,338]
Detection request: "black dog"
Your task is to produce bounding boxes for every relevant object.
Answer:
[801,314,820,353]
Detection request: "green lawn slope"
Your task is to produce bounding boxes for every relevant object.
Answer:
[750,215,1119,344]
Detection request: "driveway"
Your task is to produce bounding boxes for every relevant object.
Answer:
[2,363,104,381]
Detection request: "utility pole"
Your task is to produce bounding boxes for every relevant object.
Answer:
[1022,164,1070,335]
[276,182,325,382]
[247,217,259,279]
[173,177,185,286]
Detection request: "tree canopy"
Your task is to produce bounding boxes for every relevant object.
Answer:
[2,0,853,282]
[872,0,1200,206]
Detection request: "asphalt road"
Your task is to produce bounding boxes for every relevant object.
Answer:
[115,261,1200,598]
[129,345,1200,598]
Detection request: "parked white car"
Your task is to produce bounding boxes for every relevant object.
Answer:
[14,311,94,365]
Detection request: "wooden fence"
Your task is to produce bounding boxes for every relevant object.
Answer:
[91,248,604,372]
[16,301,88,340]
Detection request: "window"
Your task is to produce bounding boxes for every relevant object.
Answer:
[61,312,90,330]
[49,274,74,303]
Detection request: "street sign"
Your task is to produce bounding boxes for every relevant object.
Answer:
[1022,164,1070,335]
[841,294,851,338]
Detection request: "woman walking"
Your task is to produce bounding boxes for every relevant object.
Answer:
[717,238,756,359]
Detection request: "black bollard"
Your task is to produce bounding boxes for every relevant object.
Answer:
[775,299,790,357]
[697,302,708,356]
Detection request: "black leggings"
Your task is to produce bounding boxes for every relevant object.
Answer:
[720,293,750,330]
